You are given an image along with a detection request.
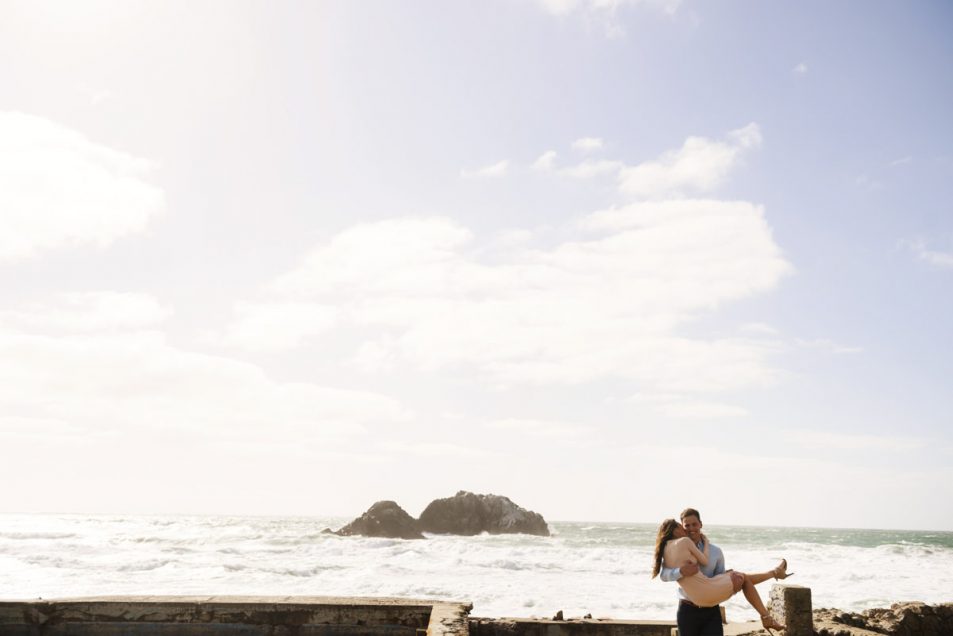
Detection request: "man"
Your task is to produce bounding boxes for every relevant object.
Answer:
[659,508,727,636]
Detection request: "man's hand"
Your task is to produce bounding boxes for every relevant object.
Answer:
[680,561,699,577]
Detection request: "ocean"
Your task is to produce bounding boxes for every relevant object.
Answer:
[2,514,950,623]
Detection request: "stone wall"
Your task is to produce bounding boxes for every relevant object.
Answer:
[0,596,470,636]
[470,618,676,636]
[0,589,828,636]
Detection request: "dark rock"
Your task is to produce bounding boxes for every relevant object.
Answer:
[864,602,953,636]
[814,603,953,636]
[552,611,563,621]
[418,491,550,536]
[334,500,425,540]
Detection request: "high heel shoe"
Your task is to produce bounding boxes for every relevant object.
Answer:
[773,558,794,580]
[761,613,785,634]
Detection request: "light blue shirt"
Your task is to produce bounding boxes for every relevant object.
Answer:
[659,539,726,602]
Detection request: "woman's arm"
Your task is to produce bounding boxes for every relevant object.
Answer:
[685,538,709,567]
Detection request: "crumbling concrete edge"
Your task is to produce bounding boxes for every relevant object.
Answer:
[429,601,473,636]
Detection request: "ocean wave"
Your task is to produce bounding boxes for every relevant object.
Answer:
[264,565,343,577]
[21,554,87,569]
[873,543,936,557]
[115,559,173,572]
[1,532,77,540]
[160,546,196,554]
[4,514,953,621]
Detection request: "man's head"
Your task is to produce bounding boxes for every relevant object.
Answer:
[680,507,702,542]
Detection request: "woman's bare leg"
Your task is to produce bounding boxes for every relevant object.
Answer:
[744,568,778,586]
[734,570,785,631]
[745,560,789,586]
[740,575,771,617]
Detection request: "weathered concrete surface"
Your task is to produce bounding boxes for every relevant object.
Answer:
[769,585,812,636]
[0,596,469,636]
[430,603,472,636]
[470,617,676,636]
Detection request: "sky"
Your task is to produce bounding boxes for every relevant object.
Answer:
[1,0,951,531]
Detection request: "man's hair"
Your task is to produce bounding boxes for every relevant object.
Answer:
[680,507,701,523]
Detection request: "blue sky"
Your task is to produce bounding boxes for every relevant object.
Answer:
[1,0,951,529]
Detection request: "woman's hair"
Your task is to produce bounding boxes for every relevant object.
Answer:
[651,518,681,579]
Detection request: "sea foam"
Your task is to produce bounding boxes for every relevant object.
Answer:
[1,514,950,622]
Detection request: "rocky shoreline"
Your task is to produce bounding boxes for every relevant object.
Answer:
[724,602,953,636]
[811,602,953,636]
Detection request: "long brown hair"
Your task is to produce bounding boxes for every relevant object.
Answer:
[651,518,681,578]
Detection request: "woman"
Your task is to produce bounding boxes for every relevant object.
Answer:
[651,518,792,634]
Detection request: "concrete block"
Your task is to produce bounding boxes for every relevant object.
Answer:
[769,585,812,636]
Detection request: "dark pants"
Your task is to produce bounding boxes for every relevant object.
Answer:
[676,602,723,636]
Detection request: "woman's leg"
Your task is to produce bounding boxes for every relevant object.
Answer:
[744,568,778,587]
[744,560,789,587]
[735,570,785,631]
[739,573,771,617]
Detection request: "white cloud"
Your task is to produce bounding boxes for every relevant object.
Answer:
[211,301,338,352]
[379,440,491,458]
[88,89,114,106]
[560,158,624,179]
[272,217,476,297]
[532,150,558,171]
[207,127,789,420]
[0,323,410,446]
[492,228,536,248]
[0,292,171,332]
[349,338,398,374]
[890,156,912,167]
[740,322,779,336]
[533,0,681,38]
[0,111,164,260]
[792,62,808,74]
[534,0,681,18]
[795,338,864,354]
[461,159,509,178]
[783,429,925,452]
[485,417,594,439]
[251,195,791,394]
[535,0,579,16]
[618,123,762,198]
[627,392,748,418]
[572,137,604,152]
[903,238,953,269]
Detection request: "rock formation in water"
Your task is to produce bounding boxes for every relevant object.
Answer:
[333,500,425,540]
[332,492,550,539]
[418,490,550,536]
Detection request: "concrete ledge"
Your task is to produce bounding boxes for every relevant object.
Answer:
[0,596,471,636]
[430,602,473,636]
[470,617,677,636]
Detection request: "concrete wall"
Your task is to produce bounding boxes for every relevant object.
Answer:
[0,588,809,636]
[0,597,471,636]
[470,618,676,636]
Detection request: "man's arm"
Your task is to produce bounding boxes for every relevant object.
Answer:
[659,561,699,582]
[710,544,726,577]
